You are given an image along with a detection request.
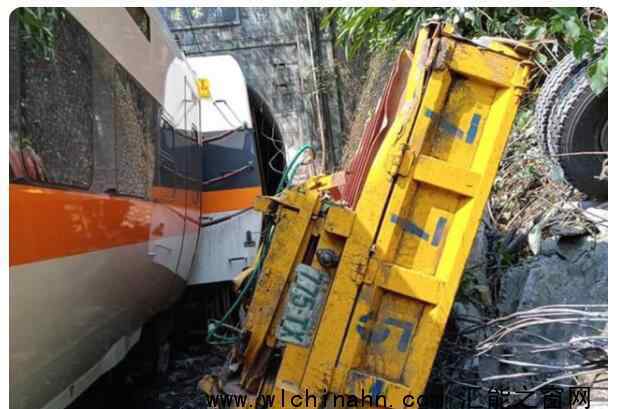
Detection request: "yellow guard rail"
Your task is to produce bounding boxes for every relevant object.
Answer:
[207,21,532,409]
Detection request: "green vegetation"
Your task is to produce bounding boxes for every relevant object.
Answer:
[323,7,607,93]
[14,7,65,60]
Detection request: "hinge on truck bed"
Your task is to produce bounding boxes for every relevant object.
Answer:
[388,143,415,178]
[432,37,455,70]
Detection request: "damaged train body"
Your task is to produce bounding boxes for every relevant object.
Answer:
[9,7,276,409]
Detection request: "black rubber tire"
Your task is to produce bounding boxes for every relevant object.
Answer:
[535,53,588,156]
[547,68,608,201]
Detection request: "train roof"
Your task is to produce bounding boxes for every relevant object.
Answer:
[68,7,199,110]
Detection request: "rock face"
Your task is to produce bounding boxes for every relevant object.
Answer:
[437,203,608,408]
[452,218,491,344]
[498,204,608,315]
[498,238,608,316]
[465,218,489,283]
[495,203,608,405]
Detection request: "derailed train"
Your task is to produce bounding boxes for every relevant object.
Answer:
[9,7,283,409]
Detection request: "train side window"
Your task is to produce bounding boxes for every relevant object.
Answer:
[161,121,175,151]
[11,9,93,189]
[190,126,201,205]
[159,120,177,195]
[126,8,150,41]
[173,129,189,193]
[113,65,157,199]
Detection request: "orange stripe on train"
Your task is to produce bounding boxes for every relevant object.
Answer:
[201,186,262,214]
[10,184,259,266]
[9,184,189,266]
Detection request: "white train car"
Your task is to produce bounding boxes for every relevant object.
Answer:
[10,7,285,409]
[188,55,264,285]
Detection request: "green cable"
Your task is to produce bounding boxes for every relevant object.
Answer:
[207,227,273,344]
[275,144,314,193]
[207,144,314,345]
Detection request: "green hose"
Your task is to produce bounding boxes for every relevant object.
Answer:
[206,144,314,345]
[276,144,314,193]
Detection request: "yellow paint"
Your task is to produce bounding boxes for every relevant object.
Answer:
[324,206,355,238]
[240,187,321,389]
[253,195,276,214]
[232,22,531,408]
[376,264,445,305]
[411,155,480,197]
[196,78,211,99]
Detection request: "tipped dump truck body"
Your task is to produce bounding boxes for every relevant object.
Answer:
[202,22,532,408]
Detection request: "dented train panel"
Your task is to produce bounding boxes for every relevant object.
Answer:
[9,7,267,409]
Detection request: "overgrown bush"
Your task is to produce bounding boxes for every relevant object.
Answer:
[323,7,607,93]
[14,7,65,60]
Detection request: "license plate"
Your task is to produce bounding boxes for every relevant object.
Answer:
[277,264,330,347]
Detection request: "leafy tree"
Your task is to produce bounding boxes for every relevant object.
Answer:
[525,7,607,93]
[323,7,607,93]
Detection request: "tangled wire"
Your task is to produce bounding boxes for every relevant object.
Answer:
[429,304,607,407]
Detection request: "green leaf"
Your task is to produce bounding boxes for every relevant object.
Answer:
[524,24,546,40]
[535,52,548,65]
[597,52,609,75]
[589,69,608,94]
[588,52,608,94]
[572,39,586,59]
[593,18,607,32]
[564,18,581,40]
[572,30,595,59]
[549,16,564,34]
[554,7,578,18]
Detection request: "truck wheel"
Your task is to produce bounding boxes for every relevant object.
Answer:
[548,68,608,201]
[535,53,587,155]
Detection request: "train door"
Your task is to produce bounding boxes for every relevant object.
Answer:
[175,77,201,279]
[149,117,184,274]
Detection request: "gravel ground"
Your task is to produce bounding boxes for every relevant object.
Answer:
[130,348,227,409]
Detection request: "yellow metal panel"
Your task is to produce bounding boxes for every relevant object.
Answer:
[253,195,275,214]
[446,40,522,87]
[297,27,436,399]
[376,264,445,305]
[399,71,528,398]
[388,187,455,275]
[411,154,480,197]
[241,188,321,380]
[270,215,348,409]
[422,78,496,170]
[324,206,355,238]
[362,292,424,380]
[374,68,453,264]
[264,218,324,350]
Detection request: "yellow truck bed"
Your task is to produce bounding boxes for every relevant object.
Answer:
[206,21,532,409]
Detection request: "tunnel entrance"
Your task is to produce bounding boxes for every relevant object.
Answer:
[248,86,286,195]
